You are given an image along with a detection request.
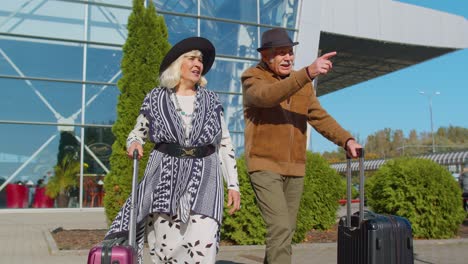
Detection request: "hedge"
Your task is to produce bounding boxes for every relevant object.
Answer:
[366,157,465,239]
[221,152,344,244]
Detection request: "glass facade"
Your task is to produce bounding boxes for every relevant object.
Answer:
[0,0,300,209]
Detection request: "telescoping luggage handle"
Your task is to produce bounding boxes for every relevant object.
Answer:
[345,148,364,228]
[128,149,139,248]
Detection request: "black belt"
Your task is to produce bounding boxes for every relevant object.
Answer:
[155,143,216,158]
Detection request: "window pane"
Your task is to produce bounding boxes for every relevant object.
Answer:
[89,0,132,7]
[0,123,113,209]
[260,0,299,28]
[0,124,59,177]
[0,124,74,209]
[86,46,122,83]
[201,0,257,22]
[0,38,83,80]
[0,76,118,127]
[89,5,130,45]
[85,84,119,125]
[207,59,256,94]
[0,78,83,124]
[155,0,197,14]
[84,127,114,176]
[217,93,244,156]
[0,0,85,41]
[201,20,258,57]
[164,15,197,44]
[82,126,114,208]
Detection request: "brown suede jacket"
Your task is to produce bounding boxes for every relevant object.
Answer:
[242,62,353,176]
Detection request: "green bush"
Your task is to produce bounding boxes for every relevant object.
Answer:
[293,152,343,242]
[221,152,343,244]
[338,178,359,200]
[366,157,465,239]
[221,155,265,245]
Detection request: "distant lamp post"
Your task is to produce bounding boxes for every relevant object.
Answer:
[419,91,440,153]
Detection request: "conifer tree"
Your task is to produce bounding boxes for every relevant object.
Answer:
[103,0,170,222]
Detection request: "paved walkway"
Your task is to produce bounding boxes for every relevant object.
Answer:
[0,209,466,264]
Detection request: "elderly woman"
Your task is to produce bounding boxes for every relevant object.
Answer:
[105,37,241,264]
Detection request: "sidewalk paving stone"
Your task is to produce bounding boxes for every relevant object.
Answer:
[0,209,467,264]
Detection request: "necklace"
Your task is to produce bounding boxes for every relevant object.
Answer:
[171,91,196,143]
[172,92,194,118]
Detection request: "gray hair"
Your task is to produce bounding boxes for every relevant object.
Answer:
[159,50,208,89]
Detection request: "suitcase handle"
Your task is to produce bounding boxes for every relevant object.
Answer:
[345,148,364,228]
[128,149,139,248]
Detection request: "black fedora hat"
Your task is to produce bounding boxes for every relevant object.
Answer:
[257,28,298,52]
[159,37,215,76]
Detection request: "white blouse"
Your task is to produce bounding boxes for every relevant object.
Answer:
[127,94,240,192]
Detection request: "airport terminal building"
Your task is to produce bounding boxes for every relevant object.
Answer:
[0,0,466,210]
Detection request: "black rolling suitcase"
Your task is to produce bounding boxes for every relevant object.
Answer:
[337,149,414,264]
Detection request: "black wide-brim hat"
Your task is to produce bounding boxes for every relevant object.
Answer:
[257,28,298,52]
[159,37,215,76]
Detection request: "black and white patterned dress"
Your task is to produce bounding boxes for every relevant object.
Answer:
[105,86,239,264]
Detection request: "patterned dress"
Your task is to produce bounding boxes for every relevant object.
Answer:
[105,86,239,264]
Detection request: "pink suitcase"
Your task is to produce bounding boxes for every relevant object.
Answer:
[87,237,136,264]
[87,150,140,264]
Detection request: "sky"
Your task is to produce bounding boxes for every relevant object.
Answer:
[310,0,468,153]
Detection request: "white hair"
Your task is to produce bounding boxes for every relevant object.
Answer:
[159,50,208,89]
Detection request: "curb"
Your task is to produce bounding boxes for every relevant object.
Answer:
[43,229,59,255]
[42,226,468,256]
[42,228,90,256]
[413,238,468,245]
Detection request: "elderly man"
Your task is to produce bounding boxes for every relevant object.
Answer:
[241,28,362,264]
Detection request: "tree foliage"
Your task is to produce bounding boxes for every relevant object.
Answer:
[322,126,468,163]
[366,157,465,239]
[46,154,80,199]
[103,0,171,223]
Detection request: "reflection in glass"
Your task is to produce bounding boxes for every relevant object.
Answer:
[83,127,114,176]
[164,15,197,45]
[0,123,62,208]
[85,83,119,125]
[201,0,257,22]
[82,173,105,208]
[0,78,83,123]
[85,47,121,125]
[82,126,114,208]
[201,20,258,58]
[88,5,130,45]
[207,59,255,94]
[88,0,132,7]
[0,38,83,80]
[217,94,245,155]
[0,124,59,186]
[0,0,85,41]
[260,0,299,28]
[0,122,114,209]
[155,0,197,14]
[0,0,302,210]
[88,0,133,7]
[87,47,122,82]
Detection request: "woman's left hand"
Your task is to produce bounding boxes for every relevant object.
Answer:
[227,189,241,215]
